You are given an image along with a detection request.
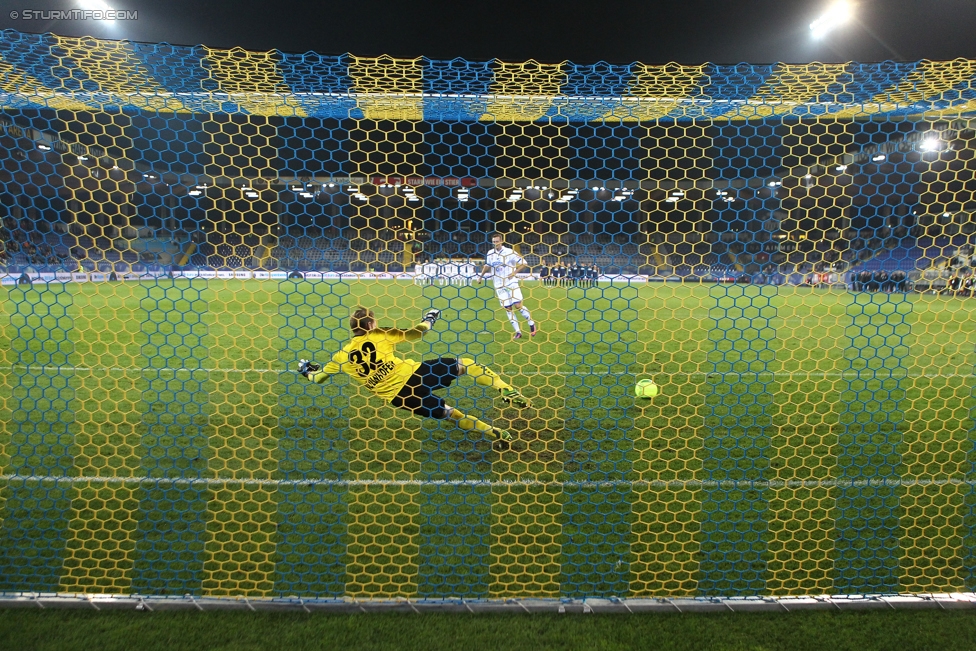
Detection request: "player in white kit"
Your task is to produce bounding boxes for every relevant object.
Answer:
[480,233,537,339]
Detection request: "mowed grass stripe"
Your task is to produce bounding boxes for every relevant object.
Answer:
[966,433,976,591]
[339,281,428,598]
[487,283,566,598]
[416,484,493,599]
[557,285,640,597]
[831,292,915,594]
[414,282,500,599]
[763,290,849,595]
[200,283,283,596]
[695,284,780,596]
[129,280,216,595]
[0,284,10,545]
[967,312,976,593]
[59,282,147,593]
[272,281,351,597]
[897,297,976,592]
[628,286,711,597]
[0,284,77,591]
[414,335,500,599]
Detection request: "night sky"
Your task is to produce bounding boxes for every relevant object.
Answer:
[0,0,975,64]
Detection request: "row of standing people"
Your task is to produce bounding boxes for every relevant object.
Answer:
[849,269,909,292]
[539,263,599,287]
[946,274,975,296]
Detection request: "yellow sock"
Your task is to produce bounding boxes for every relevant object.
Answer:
[310,371,328,384]
[461,358,511,391]
[449,409,494,435]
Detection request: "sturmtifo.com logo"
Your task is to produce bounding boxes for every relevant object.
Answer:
[9,9,138,21]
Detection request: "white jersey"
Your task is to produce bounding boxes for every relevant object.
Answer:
[485,246,525,290]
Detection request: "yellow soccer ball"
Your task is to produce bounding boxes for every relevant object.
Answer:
[635,378,659,399]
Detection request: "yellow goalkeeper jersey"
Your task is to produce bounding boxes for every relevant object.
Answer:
[318,329,422,401]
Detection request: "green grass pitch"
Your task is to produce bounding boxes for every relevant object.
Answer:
[1,279,974,599]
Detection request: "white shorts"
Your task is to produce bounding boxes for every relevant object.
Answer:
[496,285,523,308]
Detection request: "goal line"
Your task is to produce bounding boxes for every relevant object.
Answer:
[1,473,972,491]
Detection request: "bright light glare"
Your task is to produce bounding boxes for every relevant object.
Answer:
[810,2,852,39]
[78,0,117,24]
[919,138,940,151]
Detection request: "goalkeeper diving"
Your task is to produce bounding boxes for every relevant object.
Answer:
[298,307,529,441]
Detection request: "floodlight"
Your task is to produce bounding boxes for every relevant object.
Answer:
[872,154,885,162]
[810,1,852,39]
[919,137,940,152]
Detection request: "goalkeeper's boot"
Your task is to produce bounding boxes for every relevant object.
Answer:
[499,387,529,409]
[490,426,513,442]
[529,323,537,337]
[298,359,320,380]
[513,331,522,340]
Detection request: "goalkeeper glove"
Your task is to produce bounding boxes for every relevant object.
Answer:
[298,359,320,379]
[422,309,441,327]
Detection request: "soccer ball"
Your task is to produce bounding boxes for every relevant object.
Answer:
[635,378,659,398]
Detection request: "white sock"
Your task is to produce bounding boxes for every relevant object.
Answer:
[519,307,534,325]
[507,310,521,333]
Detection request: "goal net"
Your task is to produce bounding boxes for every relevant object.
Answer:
[0,31,974,600]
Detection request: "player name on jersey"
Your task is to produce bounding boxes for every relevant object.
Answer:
[364,360,398,390]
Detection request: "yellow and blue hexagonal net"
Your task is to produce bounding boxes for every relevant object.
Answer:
[0,31,975,600]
